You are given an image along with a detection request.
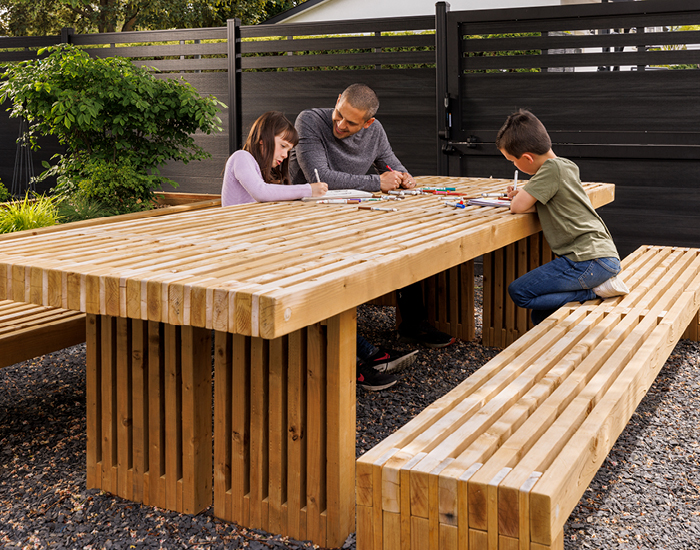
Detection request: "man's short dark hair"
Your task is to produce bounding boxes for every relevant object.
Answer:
[340,83,380,120]
[495,109,552,158]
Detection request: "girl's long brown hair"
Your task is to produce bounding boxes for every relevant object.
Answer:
[243,111,299,185]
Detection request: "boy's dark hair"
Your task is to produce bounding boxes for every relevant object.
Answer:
[243,111,299,185]
[340,83,380,120]
[495,109,552,158]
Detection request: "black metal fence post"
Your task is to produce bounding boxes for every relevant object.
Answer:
[435,1,450,176]
[227,18,242,156]
[61,27,74,44]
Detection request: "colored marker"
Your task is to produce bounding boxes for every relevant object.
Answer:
[358,205,398,212]
[316,199,360,204]
[513,170,518,191]
[481,192,508,198]
[314,168,321,183]
[422,187,457,191]
[445,201,466,209]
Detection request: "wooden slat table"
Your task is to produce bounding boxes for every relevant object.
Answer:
[0,176,614,548]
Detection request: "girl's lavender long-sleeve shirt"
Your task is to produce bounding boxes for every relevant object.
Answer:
[221,150,312,207]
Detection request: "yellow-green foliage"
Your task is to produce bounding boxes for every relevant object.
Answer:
[0,193,58,233]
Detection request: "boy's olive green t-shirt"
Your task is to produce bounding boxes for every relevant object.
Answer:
[522,157,619,262]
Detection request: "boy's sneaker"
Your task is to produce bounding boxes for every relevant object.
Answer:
[357,361,397,391]
[592,275,630,298]
[398,321,456,349]
[366,348,419,374]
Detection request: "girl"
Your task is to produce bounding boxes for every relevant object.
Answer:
[221,111,327,206]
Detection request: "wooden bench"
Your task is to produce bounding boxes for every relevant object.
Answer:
[0,193,220,370]
[356,245,700,550]
[0,300,86,369]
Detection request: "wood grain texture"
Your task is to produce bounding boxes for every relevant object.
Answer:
[0,178,615,341]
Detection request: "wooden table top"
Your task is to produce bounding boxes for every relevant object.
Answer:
[0,176,614,339]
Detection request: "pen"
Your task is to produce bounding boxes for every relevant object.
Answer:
[314,168,320,183]
[358,205,398,212]
[389,189,422,196]
[441,195,479,200]
[481,192,508,198]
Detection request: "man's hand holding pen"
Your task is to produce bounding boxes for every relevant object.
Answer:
[381,165,415,192]
[399,172,415,189]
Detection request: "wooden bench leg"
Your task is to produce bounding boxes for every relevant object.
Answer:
[483,234,552,348]
[214,309,356,549]
[682,310,699,341]
[531,529,564,550]
[86,314,212,515]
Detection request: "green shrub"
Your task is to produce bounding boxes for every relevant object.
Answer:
[0,43,224,209]
[53,158,174,215]
[0,193,59,233]
[0,179,9,203]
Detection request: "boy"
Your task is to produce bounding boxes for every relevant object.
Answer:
[496,109,629,325]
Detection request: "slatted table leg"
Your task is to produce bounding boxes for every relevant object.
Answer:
[425,260,476,342]
[482,235,550,347]
[85,315,212,515]
[214,309,357,549]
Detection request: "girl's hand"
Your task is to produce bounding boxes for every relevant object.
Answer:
[311,181,328,197]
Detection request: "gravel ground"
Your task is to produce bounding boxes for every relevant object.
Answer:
[2,276,699,549]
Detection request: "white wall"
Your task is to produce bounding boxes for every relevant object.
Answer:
[276,0,601,24]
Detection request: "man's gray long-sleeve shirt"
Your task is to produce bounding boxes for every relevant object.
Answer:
[289,108,406,192]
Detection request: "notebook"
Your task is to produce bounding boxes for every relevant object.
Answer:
[467,198,512,208]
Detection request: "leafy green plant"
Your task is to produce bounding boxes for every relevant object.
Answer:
[0,179,10,203]
[0,193,59,233]
[48,157,170,214]
[0,44,225,208]
[56,194,121,223]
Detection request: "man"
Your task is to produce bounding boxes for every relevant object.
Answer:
[289,84,456,390]
[289,83,414,192]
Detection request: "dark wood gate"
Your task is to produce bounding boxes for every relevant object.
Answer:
[436,0,700,258]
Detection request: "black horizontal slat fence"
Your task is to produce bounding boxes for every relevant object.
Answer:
[0,16,438,195]
[235,16,437,182]
[437,0,700,258]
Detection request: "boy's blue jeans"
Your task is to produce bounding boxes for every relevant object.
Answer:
[508,256,621,325]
